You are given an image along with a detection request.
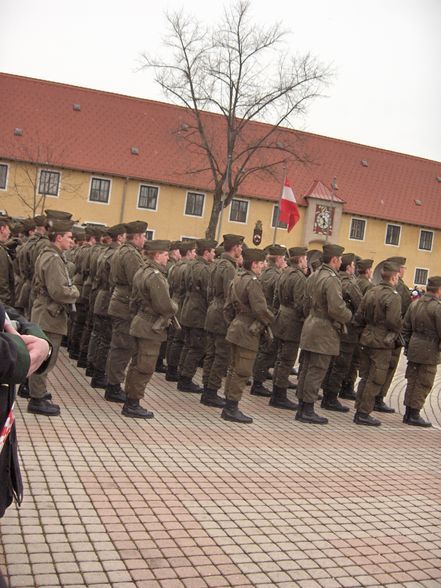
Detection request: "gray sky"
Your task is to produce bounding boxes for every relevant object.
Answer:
[1,0,440,161]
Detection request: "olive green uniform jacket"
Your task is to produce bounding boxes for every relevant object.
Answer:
[356,275,374,296]
[93,243,119,316]
[205,253,237,335]
[108,242,144,320]
[168,259,190,322]
[259,263,282,313]
[340,272,363,344]
[396,276,412,316]
[224,270,274,352]
[129,260,178,343]
[180,256,211,329]
[402,293,441,365]
[31,244,80,336]
[354,281,402,349]
[0,242,15,306]
[272,266,306,342]
[300,264,352,356]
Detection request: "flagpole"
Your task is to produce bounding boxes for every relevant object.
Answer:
[272,168,286,245]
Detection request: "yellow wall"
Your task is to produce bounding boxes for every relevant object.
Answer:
[1,159,438,285]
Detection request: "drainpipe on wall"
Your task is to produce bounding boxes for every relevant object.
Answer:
[119,177,130,223]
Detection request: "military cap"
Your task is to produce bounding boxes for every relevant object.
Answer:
[196,239,218,251]
[22,218,36,232]
[0,214,11,223]
[47,219,75,233]
[169,240,182,251]
[222,234,244,248]
[125,220,148,235]
[265,244,287,256]
[33,214,47,227]
[322,243,345,257]
[45,209,73,220]
[215,245,224,258]
[243,248,266,263]
[11,221,24,236]
[386,256,406,266]
[382,260,400,273]
[428,276,441,288]
[85,225,104,239]
[288,246,308,258]
[179,241,196,254]
[107,223,126,238]
[341,253,356,267]
[357,258,374,271]
[144,239,171,252]
[72,226,86,240]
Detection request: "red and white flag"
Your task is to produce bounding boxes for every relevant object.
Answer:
[278,176,300,232]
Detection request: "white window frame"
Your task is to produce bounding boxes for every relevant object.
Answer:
[38,168,61,198]
[180,235,198,241]
[0,162,9,191]
[146,229,155,241]
[271,204,287,230]
[414,267,429,286]
[184,191,205,218]
[137,183,160,212]
[418,229,434,252]
[384,223,402,247]
[348,217,367,242]
[88,176,112,205]
[83,221,106,226]
[229,197,249,224]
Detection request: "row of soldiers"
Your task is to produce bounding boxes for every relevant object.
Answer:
[0,211,439,426]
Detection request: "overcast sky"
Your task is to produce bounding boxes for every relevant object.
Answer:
[1,0,440,162]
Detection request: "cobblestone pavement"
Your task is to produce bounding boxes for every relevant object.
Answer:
[1,350,440,588]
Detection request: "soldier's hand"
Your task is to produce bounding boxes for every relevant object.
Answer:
[21,335,51,376]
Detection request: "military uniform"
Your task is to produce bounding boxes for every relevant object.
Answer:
[402,279,441,427]
[68,239,94,358]
[222,249,273,423]
[354,262,402,425]
[122,240,177,419]
[297,245,352,424]
[0,241,15,307]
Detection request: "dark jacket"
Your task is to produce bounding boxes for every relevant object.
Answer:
[205,253,237,335]
[403,293,441,365]
[272,266,306,342]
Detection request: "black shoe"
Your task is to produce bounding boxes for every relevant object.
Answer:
[104,384,126,403]
[269,386,298,411]
[85,364,95,377]
[264,371,273,381]
[122,399,154,419]
[353,412,381,426]
[177,378,203,393]
[200,389,226,408]
[91,373,107,389]
[402,406,411,423]
[250,382,272,397]
[287,380,297,390]
[155,362,167,374]
[61,336,68,348]
[221,400,253,423]
[295,402,328,424]
[77,357,88,369]
[69,350,80,360]
[321,397,350,413]
[28,398,60,417]
[406,408,432,428]
[165,367,179,382]
[17,381,30,398]
[373,398,395,413]
[339,388,357,400]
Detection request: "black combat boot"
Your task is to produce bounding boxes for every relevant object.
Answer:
[200,388,226,408]
[28,398,60,417]
[155,359,167,374]
[321,391,349,412]
[339,384,357,400]
[177,378,203,393]
[402,406,411,423]
[69,349,80,360]
[221,400,253,423]
[77,355,88,369]
[250,381,272,397]
[17,380,30,398]
[91,370,107,389]
[264,371,273,381]
[85,364,95,377]
[353,412,381,426]
[287,380,297,390]
[269,386,298,410]
[406,408,432,428]
[373,396,395,413]
[104,384,126,403]
[165,366,179,382]
[295,402,328,424]
[122,398,154,420]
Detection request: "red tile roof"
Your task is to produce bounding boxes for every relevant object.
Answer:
[1,73,441,229]
[304,180,345,203]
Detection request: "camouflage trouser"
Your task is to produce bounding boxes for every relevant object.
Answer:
[378,346,401,399]
[167,326,185,370]
[106,316,136,386]
[297,351,333,404]
[252,335,278,383]
[69,301,88,354]
[322,342,354,399]
[89,314,112,372]
[404,362,437,410]
[202,332,231,391]
[273,339,299,389]
[125,338,161,401]
[224,344,257,403]
[29,332,62,399]
[179,327,206,380]
[356,347,392,414]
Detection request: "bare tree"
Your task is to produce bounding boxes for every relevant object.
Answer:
[142,0,330,238]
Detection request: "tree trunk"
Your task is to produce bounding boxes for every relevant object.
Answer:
[205,184,226,239]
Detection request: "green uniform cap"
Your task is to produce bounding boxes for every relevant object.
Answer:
[322,243,345,257]
[386,256,406,266]
[22,218,36,232]
[45,209,73,220]
[341,253,356,267]
[196,239,218,251]
[144,239,171,252]
[222,234,244,248]
[179,241,196,254]
[125,220,148,235]
[289,246,308,258]
[215,246,224,257]
[107,223,126,238]
[243,248,266,263]
[169,240,182,251]
[33,215,47,227]
[11,221,24,235]
[72,226,86,240]
[265,244,287,256]
[85,225,106,239]
[382,260,401,273]
[357,258,374,271]
[47,219,75,233]
[427,276,441,288]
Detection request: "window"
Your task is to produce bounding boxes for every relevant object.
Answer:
[138,185,159,210]
[414,268,428,285]
[385,223,401,246]
[419,229,433,251]
[271,205,287,229]
[181,236,197,242]
[0,163,8,190]
[146,229,155,240]
[349,218,366,240]
[229,198,249,223]
[185,192,205,216]
[38,170,60,196]
[89,177,111,203]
